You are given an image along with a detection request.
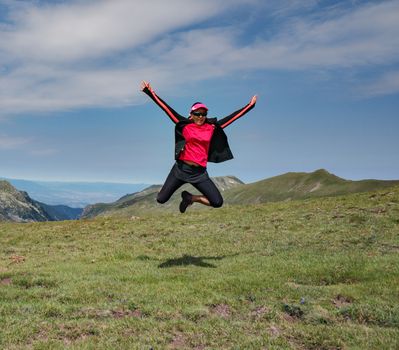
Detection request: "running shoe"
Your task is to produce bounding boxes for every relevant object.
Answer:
[179,190,193,213]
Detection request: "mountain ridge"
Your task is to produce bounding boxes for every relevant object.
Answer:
[224,168,399,204]
[81,169,399,218]
[4,170,398,221]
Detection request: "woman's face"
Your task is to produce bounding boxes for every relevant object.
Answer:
[190,108,207,126]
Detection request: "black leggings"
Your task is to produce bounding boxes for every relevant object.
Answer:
[157,170,223,208]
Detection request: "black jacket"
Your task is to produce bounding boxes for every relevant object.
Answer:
[143,87,255,163]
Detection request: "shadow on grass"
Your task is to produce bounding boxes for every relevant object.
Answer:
[158,254,232,268]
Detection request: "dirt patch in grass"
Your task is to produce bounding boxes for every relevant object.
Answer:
[0,277,12,285]
[282,313,298,323]
[111,308,143,319]
[369,207,387,214]
[168,333,206,350]
[268,325,281,337]
[169,332,187,349]
[251,305,270,319]
[78,307,143,319]
[332,294,353,308]
[209,303,231,318]
[28,324,51,347]
[9,255,25,264]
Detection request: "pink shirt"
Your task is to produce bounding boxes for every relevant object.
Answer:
[179,123,215,167]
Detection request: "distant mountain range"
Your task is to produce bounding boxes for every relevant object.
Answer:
[81,169,399,219]
[2,178,150,207]
[2,170,399,222]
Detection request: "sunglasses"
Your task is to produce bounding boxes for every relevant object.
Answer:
[192,111,207,117]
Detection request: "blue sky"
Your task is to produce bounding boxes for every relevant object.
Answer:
[0,0,398,184]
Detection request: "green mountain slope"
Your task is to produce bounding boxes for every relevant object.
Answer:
[224,169,399,204]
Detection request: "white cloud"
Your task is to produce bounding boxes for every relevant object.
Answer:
[0,133,57,156]
[222,1,399,70]
[0,134,31,149]
[143,1,399,77]
[0,0,240,115]
[0,0,229,63]
[29,148,58,156]
[360,71,399,97]
[0,0,399,115]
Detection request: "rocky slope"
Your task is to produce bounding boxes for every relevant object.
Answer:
[0,180,52,222]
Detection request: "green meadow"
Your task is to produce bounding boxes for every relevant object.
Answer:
[1,187,398,349]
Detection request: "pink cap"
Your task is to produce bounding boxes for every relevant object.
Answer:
[190,103,208,112]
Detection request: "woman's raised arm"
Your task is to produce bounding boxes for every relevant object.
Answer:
[217,95,257,129]
[141,81,186,124]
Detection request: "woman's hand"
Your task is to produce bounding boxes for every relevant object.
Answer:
[141,80,152,92]
[250,95,257,105]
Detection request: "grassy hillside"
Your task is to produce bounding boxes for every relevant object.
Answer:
[1,186,398,349]
[224,169,399,204]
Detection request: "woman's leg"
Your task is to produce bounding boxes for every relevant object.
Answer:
[157,170,185,204]
[191,179,223,208]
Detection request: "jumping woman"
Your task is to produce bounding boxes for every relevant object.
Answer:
[141,81,257,213]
